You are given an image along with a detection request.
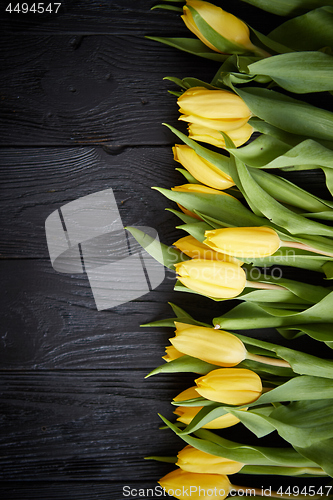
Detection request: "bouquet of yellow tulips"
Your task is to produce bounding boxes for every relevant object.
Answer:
[127,0,333,498]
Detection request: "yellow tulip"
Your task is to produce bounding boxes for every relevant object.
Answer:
[204,226,281,258]
[174,258,246,298]
[162,345,185,362]
[195,368,262,405]
[173,386,243,429]
[172,183,233,196]
[170,322,247,367]
[173,235,242,266]
[174,385,202,403]
[182,0,257,54]
[188,122,254,148]
[171,183,234,220]
[178,87,252,131]
[177,445,243,475]
[159,468,231,500]
[173,144,234,189]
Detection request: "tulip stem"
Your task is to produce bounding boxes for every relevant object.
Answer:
[251,46,271,58]
[246,352,291,368]
[281,240,333,258]
[246,280,285,291]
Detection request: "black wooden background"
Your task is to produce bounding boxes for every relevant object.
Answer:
[0,1,331,499]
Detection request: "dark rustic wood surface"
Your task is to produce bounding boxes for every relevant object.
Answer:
[0,1,331,499]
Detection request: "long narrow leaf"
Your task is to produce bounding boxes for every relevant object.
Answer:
[248,52,333,93]
[235,87,333,142]
[268,6,333,51]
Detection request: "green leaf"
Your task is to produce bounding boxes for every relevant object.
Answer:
[159,416,320,468]
[146,354,217,377]
[248,52,333,93]
[269,399,333,446]
[305,211,333,220]
[214,291,333,333]
[323,167,333,195]
[230,399,333,447]
[250,168,332,213]
[323,261,333,279]
[235,86,333,142]
[175,168,200,184]
[235,160,333,237]
[294,437,333,477]
[176,221,213,242]
[163,76,191,90]
[248,28,294,55]
[236,334,333,379]
[240,465,327,476]
[166,208,200,224]
[248,248,333,274]
[239,0,333,17]
[228,135,333,200]
[226,133,292,167]
[277,324,333,349]
[250,118,333,151]
[152,186,266,228]
[150,4,183,12]
[125,226,187,270]
[144,456,177,463]
[145,36,228,61]
[194,428,319,467]
[256,376,333,404]
[269,7,333,51]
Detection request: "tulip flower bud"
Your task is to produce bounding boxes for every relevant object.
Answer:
[178,87,252,131]
[174,385,202,403]
[170,322,247,367]
[162,345,184,362]
[188,122,254,148]
[174,258,246,298]
[173,235,242,266]
[204,226,281,258]
[173,387,245,428]
[182,0,257,55]
[177,445,243,474]
[159,468,231,500]
[171,183,234,220]
[173,144,234,189]
[195,368,262,405]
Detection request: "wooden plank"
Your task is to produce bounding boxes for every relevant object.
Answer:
[0,256,327,369]
[0,256,243,369]
[0,370,193,481]
[1,0,281,35]
[0,370,328,490]
[0,34,213,146]
[0,147,329,259]
[0,146,184,258]
[0,369,308,485]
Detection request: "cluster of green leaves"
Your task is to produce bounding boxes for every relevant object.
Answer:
[144,0,333,490]
[143,303,333,477]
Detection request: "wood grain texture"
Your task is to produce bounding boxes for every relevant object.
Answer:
[0,33,215,146]
[1,256,329,370]
[0,146,184,258]
[0,370,315,486]
[0,370,193,481]
[1,147,329,258]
